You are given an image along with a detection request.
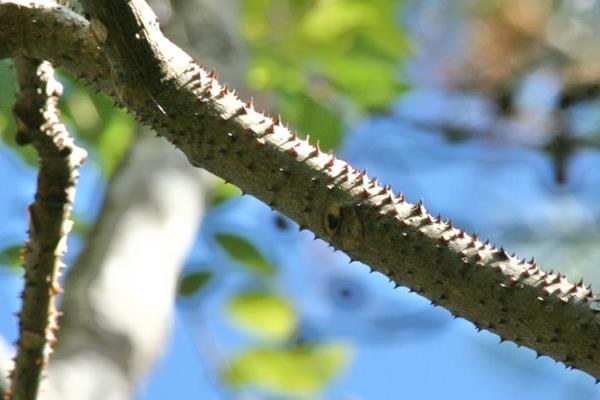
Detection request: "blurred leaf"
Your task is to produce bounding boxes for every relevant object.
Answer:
[300,0,379,43]
[242,0,409,149]
[70,213,92,236]
[0,60,37,165]
[215,233,275,274]
[58,69,136,177]
[66,88,101,131]
[279,92,342,150]
[96,110,135,176]
[0,244,22,270]
[210,180,242,206]
[178,271,213,296]
[228,292,296,340]
[224,343,350,395]
[246,57,306,92]
[325,54,405,109]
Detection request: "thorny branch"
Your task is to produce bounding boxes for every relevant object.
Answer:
[7,56,86,400]
[1,0,600,386]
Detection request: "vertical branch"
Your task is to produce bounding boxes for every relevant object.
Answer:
[7,57,86,400]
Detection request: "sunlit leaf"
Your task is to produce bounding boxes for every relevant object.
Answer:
[178,271,213,296]
[215,233,275,274]
[242,0,409,149]
[224,343,350,395]
[228,292,296,340]
[300,0,378,43]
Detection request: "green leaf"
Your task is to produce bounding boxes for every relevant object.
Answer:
[225,343,351,395]
[210,179,241,206]
[215,233,275,274]
[279,92,343,151]
[325,54,404,110]
[300,0,379,44]
[0,60,37,165]
[242,0,409,150]
[96,110,135,176]
[178,271,213,296]
[228,292,296,340]
[58,71,136,177]
[0,244,22,270]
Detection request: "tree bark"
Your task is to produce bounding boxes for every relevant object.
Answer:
[10,57,86,400]
[1,0,600,383]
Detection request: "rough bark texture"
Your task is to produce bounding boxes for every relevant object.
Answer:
[1,0,600,383]
[9,57,86,400]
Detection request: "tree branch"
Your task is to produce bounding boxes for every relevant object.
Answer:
[1,0,599,381]
[8,56,86,400]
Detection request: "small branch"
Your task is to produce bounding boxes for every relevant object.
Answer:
[7,57,86,400]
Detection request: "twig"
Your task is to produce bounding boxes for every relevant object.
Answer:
[7,57,86,400]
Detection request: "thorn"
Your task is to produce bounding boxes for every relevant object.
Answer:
[326,154,336,167]
[308,144,319,157]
